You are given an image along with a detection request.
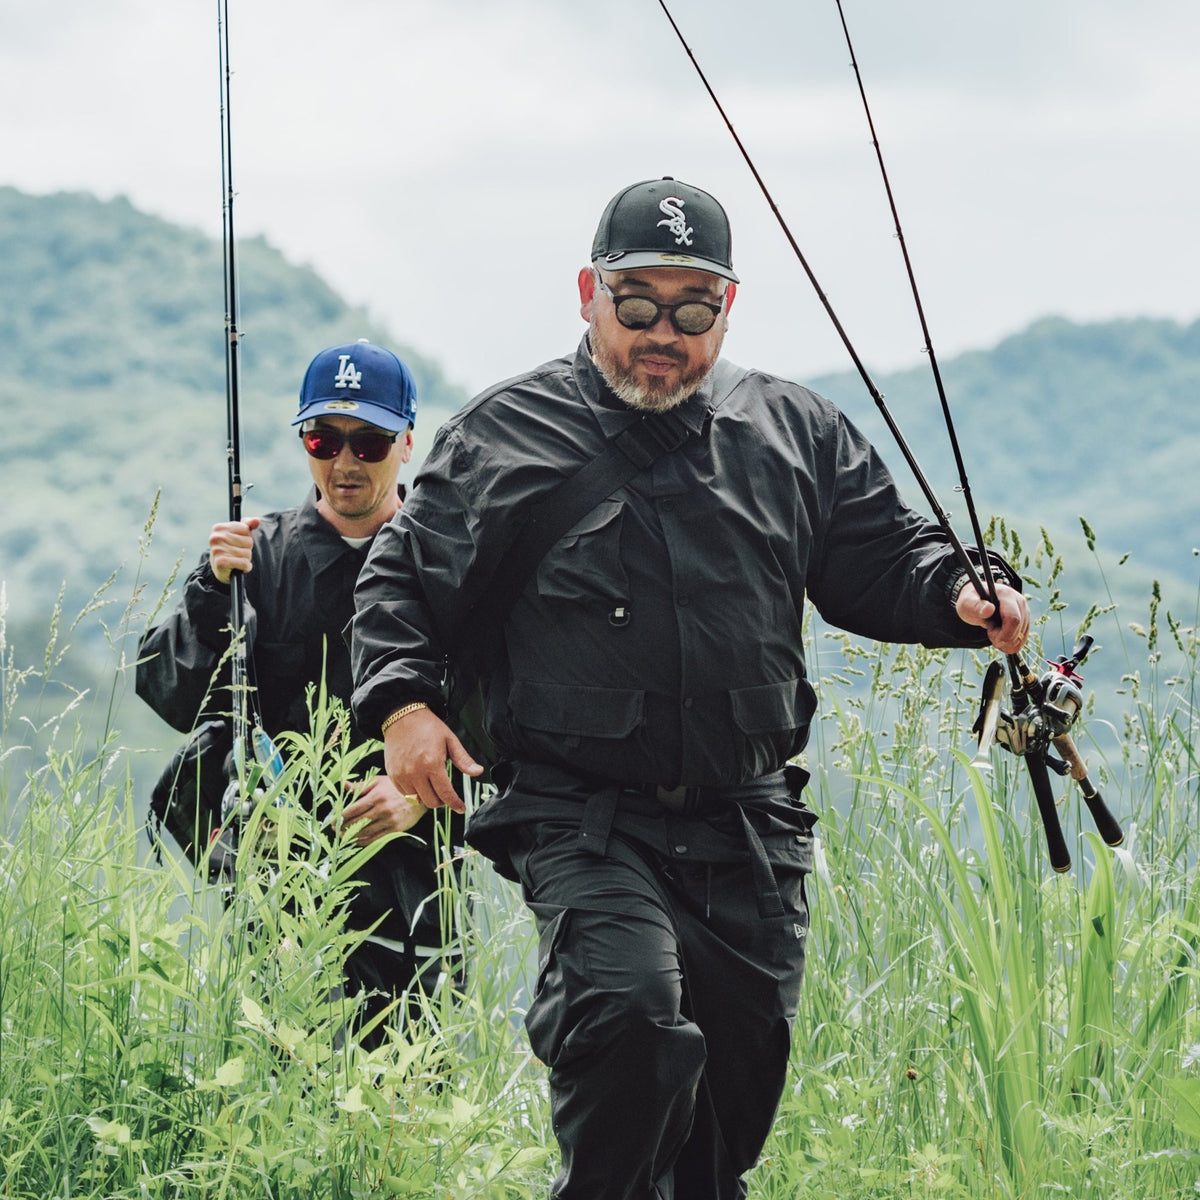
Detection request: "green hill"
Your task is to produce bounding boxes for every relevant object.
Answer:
[811,317,1199,574]
[807,316,1199,634]
[0,185,469,657]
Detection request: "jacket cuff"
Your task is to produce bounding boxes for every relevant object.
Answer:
[199,558,231,593]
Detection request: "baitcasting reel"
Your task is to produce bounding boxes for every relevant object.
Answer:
[973,635,1124,872]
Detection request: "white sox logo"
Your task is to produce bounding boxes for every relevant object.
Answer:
[333,354,363,390]
[656,196,693,247]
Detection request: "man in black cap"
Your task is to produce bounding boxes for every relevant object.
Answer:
[350,180,1029,1196]
[139,339,462,1042]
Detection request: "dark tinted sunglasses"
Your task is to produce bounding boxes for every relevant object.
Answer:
[594,273,726,336]
[300,427,398,463]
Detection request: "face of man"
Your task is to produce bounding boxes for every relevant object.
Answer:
[302,414,413,536]
[579,265,736,411]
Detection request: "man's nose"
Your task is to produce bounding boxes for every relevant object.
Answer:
[643,310,679,339]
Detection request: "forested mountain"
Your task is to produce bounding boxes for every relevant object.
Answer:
[0,186,469,663]
[2,185,1196,684]
[810,316,1200,602]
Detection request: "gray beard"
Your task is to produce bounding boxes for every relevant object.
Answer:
[590,330,717,413]
[600,369,704,412]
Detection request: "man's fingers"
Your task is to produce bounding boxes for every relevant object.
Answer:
[383,713,477,814]
[425,772,467,814]
[446,729,485,778]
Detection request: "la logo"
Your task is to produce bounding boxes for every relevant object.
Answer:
[333,354,363,390]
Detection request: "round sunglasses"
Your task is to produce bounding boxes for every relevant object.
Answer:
[300,427,398,463]
[594,273,727,336]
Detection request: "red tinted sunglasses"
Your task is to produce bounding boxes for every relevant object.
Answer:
[300,427,397,463]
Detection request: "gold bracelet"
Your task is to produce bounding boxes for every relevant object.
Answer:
[380,702,429,736]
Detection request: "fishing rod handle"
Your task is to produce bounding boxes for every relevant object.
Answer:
[1025,751,1072,873]
[1051,733,1125,848]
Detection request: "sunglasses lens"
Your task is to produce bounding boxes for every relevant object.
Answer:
[613,296,719,335]
[302,431,342,459]
[350,434,395,463]
[673,304,719,335]
[301,429,396,462]
[613,297,662,330]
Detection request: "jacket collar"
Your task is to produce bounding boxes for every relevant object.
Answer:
[297,486,374,579]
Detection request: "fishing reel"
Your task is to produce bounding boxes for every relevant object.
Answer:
[991,643,1087,757]
[973,635,1123,872]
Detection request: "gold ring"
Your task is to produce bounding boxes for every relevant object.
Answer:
[403,793,420,803]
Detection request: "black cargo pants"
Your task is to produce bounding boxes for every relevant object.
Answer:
[507,791,811,1200]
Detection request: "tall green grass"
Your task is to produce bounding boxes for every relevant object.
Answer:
[761,526,1200,1197]
[1,523,1197,1197]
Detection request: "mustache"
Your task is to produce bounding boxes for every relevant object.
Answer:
[632,347,687,365]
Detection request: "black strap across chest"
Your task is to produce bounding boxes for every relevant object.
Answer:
[482,361,748,626]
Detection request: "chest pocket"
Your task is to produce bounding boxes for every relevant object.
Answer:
[534,498,629,605]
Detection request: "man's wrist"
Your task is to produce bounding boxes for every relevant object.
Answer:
[200,557,231,592]
[380,702,429,736]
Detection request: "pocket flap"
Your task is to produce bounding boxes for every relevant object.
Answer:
[510,678,644,738]
[730,677,812,734]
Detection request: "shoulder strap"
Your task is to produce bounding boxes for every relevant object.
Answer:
[482,360,748,626]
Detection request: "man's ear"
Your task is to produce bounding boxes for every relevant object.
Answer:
[578,266,597,322]
[400,428,414,464]
[724,281,737,317]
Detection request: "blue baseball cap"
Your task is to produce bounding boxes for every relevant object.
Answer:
[292,339,417,432]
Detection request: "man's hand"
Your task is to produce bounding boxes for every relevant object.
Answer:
[208,517,261,585]
[339,775,426,846]
[383,706,483,814]
[956,580,1030,655]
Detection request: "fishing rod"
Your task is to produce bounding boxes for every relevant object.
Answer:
[215,0,281,873]
[653,0,995,609]
[654,0,1123,868]
[831,0,998,613]
[218,0,250,774]
[829,0,1122,870]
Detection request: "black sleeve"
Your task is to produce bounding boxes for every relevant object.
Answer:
[805,410,996,649]
[350,425,498,734]
[136,555,257,732]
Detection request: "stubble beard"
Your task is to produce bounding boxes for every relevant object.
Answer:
[590,320,719,413]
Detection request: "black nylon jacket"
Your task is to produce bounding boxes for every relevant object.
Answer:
[137,488,452,944]
[350,340,991,789]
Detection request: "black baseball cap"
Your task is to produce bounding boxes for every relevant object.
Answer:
[590,177,738,283]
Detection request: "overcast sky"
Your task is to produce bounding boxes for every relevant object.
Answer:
[4,0,1198,398]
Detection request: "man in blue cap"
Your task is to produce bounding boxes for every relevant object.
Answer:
[138,339,460,1042]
